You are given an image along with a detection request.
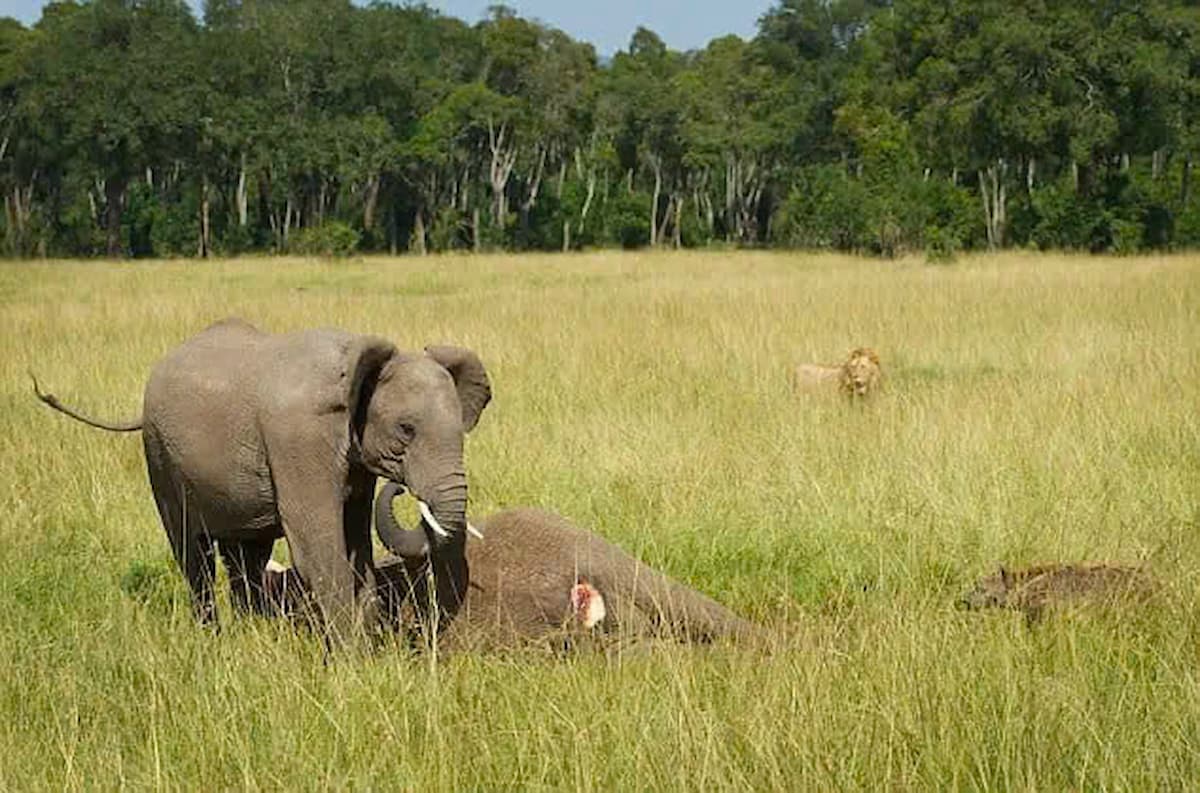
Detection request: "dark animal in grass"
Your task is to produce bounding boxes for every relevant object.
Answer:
[958,563,1155,623]
[263,484,760,651]
[33,317,491,645]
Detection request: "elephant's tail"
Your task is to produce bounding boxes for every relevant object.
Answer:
[31,373,143,432]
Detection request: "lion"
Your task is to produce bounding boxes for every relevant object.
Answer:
[793,347,882,398]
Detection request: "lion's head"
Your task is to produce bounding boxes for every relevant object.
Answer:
[838,348,882,398]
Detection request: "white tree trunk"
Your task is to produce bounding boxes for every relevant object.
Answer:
[236,155,248,227]
[363,172,380,232]
[198,173,211,258]
[487,119,517,227]
[412,207,427,255]
[650,158,661,247]
[979,159,1008,250]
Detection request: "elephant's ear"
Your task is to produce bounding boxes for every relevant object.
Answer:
[424,345,492,432]
[347,336,397,440]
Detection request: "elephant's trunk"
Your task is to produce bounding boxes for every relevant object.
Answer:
[374,481,433,559]
[407,462,469,546]
[416,468,471,624]
[374,467,471,610]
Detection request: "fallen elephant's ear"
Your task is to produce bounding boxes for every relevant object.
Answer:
[570,578,607,629]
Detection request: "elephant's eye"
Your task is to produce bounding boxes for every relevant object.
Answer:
[396,422,416,441]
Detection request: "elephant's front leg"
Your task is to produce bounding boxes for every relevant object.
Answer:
[343,470,382,633]
[277,494,362,645]
[268,429,369,647]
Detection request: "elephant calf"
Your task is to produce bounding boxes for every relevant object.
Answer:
[264,493,760,651]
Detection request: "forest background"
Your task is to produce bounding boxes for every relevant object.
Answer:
[1,0,1198,260]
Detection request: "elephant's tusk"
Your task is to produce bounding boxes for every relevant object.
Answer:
[417,500,450,538]
[468,522,484,540]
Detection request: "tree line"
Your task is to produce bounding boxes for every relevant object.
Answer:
[1,0,1198,259]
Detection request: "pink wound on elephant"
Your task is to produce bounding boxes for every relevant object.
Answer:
[570,578,606,629]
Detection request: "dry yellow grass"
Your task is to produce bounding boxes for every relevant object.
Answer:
[1,250,1198,789]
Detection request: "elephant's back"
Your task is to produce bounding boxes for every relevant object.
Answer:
[144,319,267,422]
[141,319,277,531]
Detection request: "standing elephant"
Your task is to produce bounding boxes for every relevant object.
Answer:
[34,317,491,643]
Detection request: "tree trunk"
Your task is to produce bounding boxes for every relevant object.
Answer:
[650,161,661,247]
[979,160,1007,250]
[562,219,570,252]
[363,172,380,232]
[283,196,293,246]
[198,172,211,258]
[673,195,683,249]
[725,157,736,242]
[472,207,481,253]
[579,170,595,234]
[487,119,517,228]
[657,188,672,246]
[236,156,248,227]
[104,173,127,258]
[521,145,547,216]
[1182,158,1192,206]
[412,206,427,255]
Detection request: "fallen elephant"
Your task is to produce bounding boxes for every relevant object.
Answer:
[263,487,761,651]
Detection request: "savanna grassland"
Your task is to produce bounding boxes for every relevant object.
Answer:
[1,251,1198,790]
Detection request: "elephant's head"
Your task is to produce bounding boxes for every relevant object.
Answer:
[349,341,491,557]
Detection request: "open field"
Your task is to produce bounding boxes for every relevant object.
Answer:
[2,250,1198,789]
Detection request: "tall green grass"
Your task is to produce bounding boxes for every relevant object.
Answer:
[2,251,1198,789]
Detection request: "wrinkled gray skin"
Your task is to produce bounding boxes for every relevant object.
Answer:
[34,318,490,644]
[370,483,760,649]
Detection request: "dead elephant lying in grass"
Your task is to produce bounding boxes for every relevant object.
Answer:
[958,563,1157,624]
[263,486,761,652]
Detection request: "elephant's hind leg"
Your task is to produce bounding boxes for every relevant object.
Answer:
[220,537,277,616]
[158,496,217,625]
[145,446,218,626]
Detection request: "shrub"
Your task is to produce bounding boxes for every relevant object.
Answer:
[288,221,361,257]
[598,191,651,249]
[773,165,872,251]
[1175,199,1200,248]
[924,225,959,264]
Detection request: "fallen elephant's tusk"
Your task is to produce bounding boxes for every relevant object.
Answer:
[468,522,484,540]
